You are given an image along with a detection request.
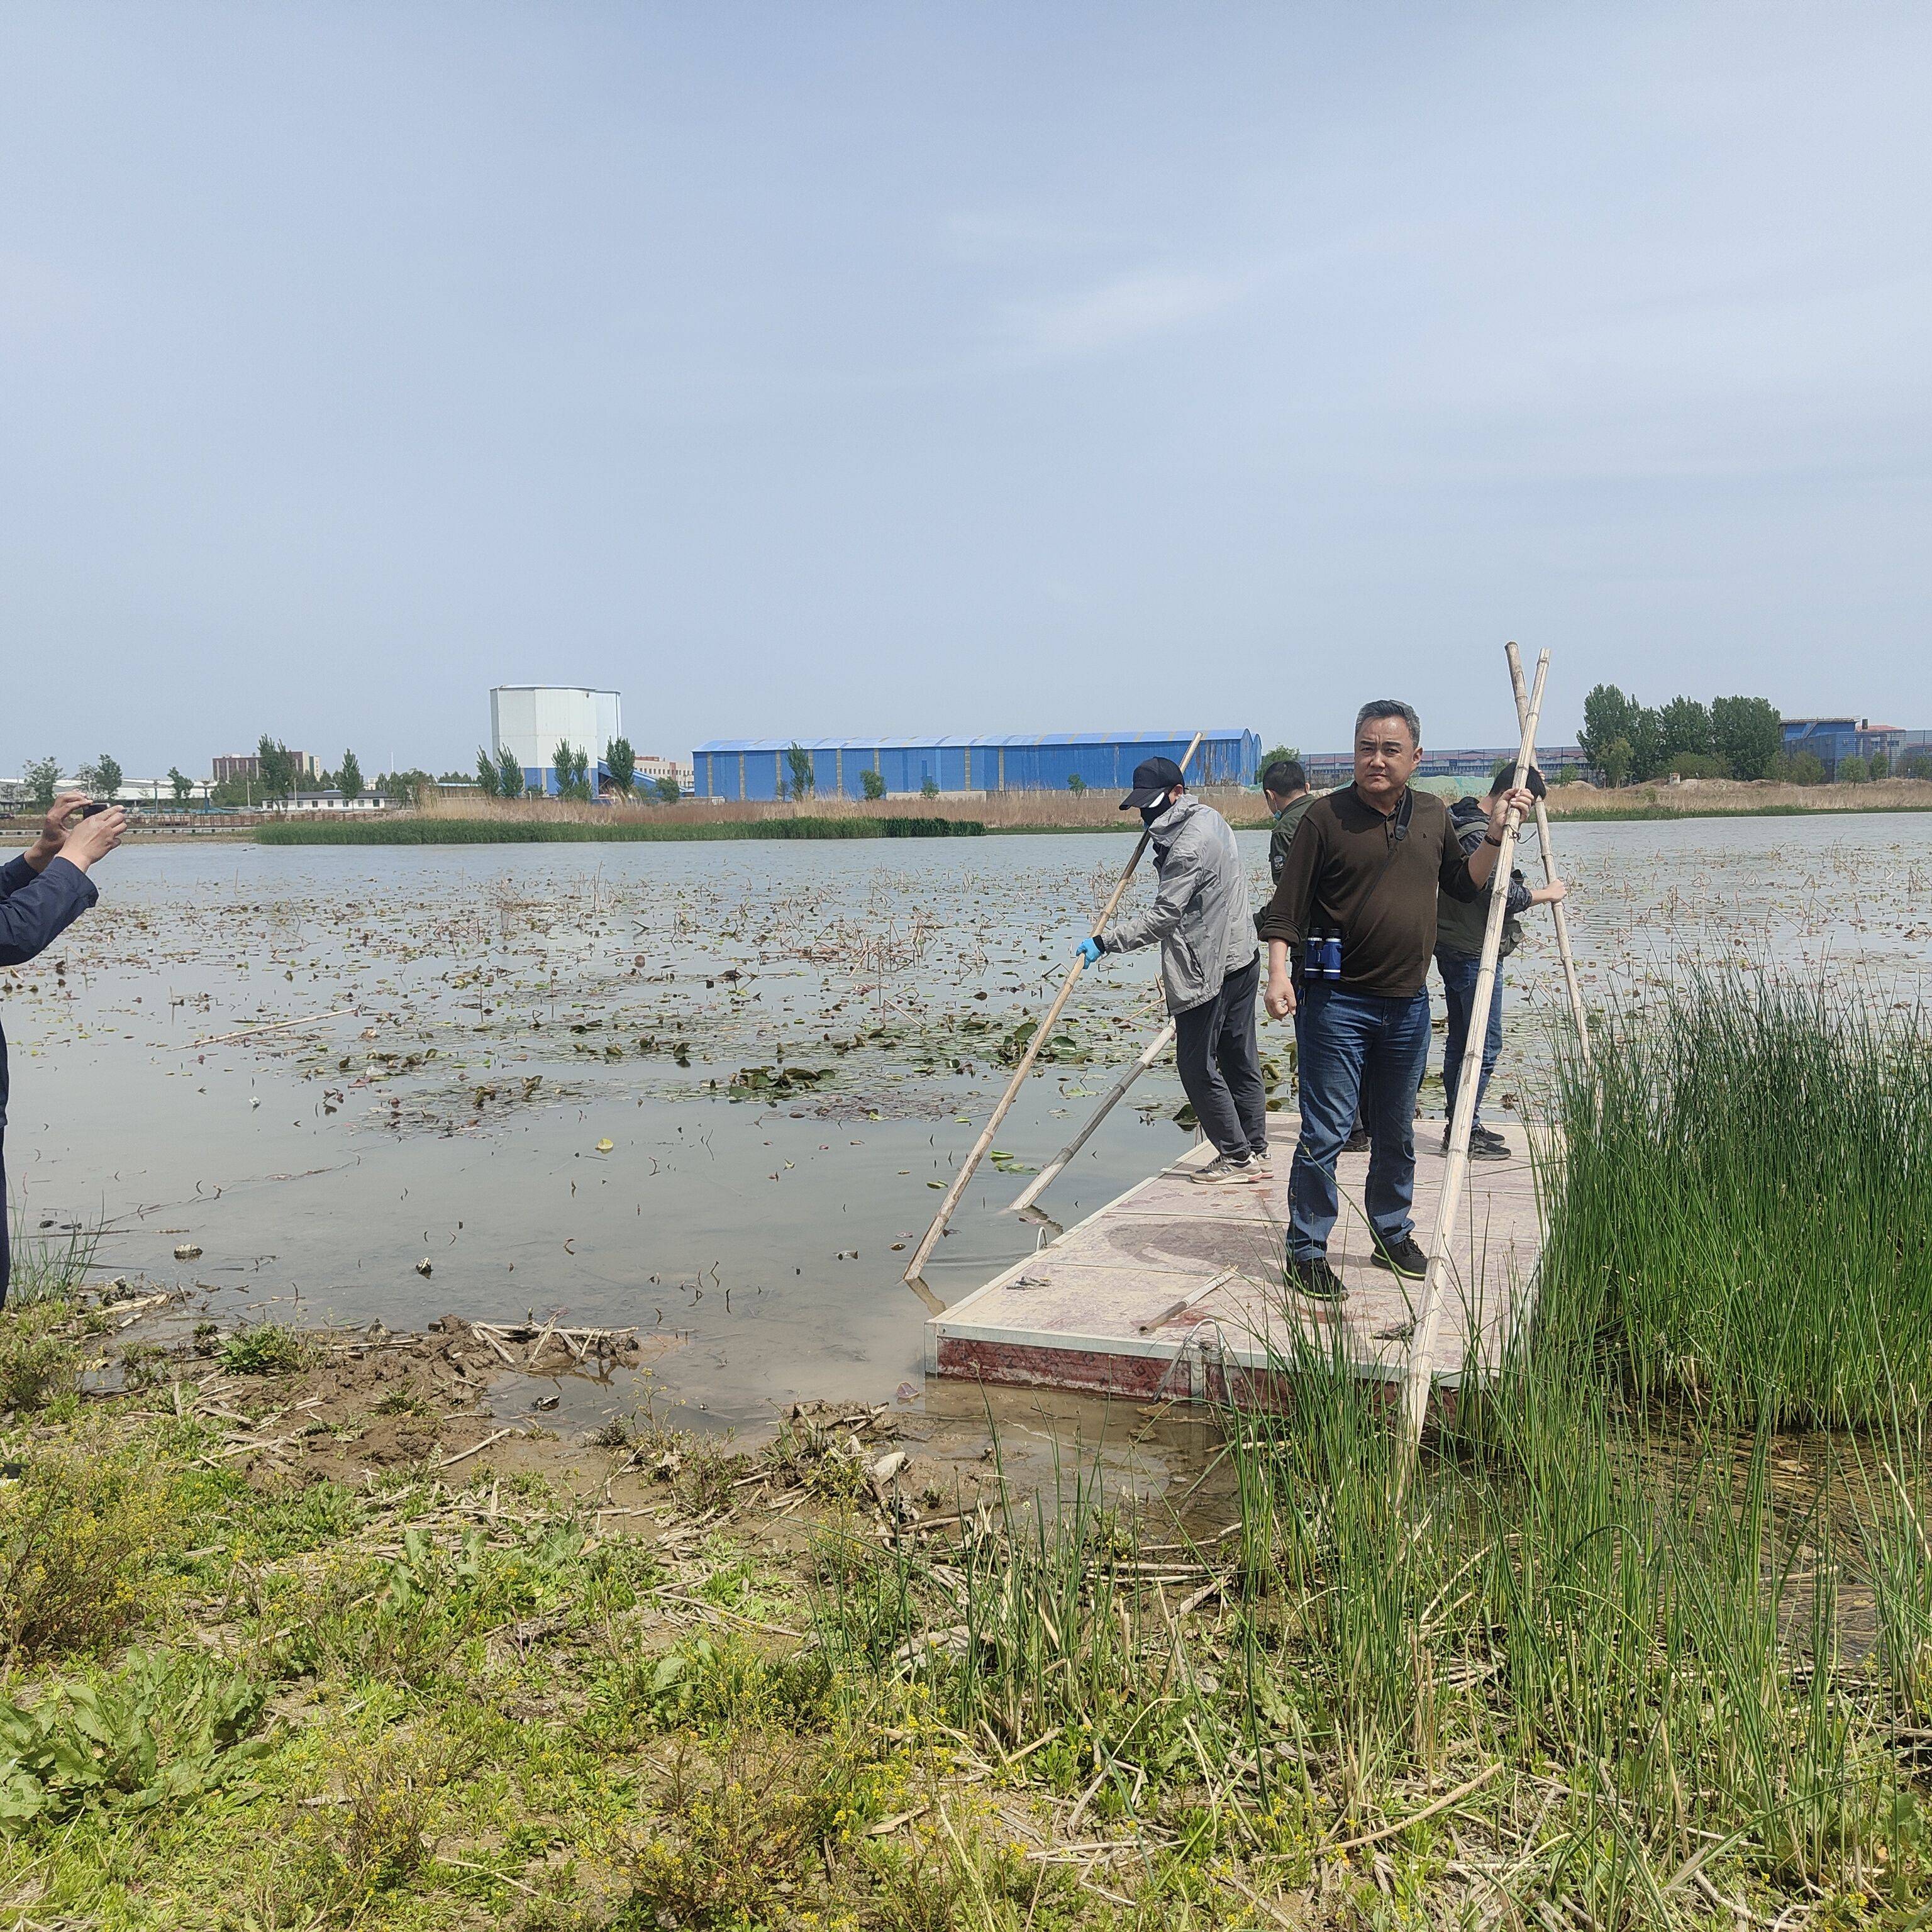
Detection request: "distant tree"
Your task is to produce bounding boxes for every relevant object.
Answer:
[1668,753,1730,780]
[654,774,680,803]
[1868,750,1890,780]
[860,768,886,801]
[1578,686,1640,773]
[372,769,432,806]
[605,736,636,798]
[1554,764,1580,786]
[784,742,815,799]
[1258,744,1300,777]
[474,748,501,796]
[1067,774,1087,794]
[1657,697,1712,765]
[78,753,124,799]
[337,750,363,799]
[256,736,297,801]
[168,765,193,803]
[919,774,940,800]
[1901,749,1932,781]
[1711,696,1783,780]
[1629,709,1667,782]
[1836,754,1869,785]
[551,741,593,801]
[496,748,525,798]
[1787,750,1826,787]
[1597,736,1634,789]
[22,756,60,809]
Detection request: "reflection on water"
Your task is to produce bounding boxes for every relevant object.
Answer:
[4,816,1928,1450]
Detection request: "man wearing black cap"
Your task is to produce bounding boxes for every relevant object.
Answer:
[1076,756,1266,1183]
[1434,760,1568,1160]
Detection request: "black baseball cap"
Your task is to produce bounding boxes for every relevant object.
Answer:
[1119,755,1185,810]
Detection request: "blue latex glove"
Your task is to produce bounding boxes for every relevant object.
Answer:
[1075,936,1104,967]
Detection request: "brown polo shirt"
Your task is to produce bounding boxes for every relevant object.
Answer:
[1257,784,1482,998]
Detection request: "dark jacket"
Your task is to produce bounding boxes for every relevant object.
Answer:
[1,853,99,1130]
[1266,793,1316,886]
[1435,797,1535,960]
[1257,784,1480,999]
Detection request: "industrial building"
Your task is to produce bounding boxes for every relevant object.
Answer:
[1781,717,1931,777]
[691,731,1260,801]
[1301,744,1587,789]
[212,751,321,784]
[490,686,623,796]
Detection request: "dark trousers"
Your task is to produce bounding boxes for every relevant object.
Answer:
[1173,953,1267,1160]
[0,1140,9,1311]
[1288,982,1433,1259]
[1436,949,1504,1127]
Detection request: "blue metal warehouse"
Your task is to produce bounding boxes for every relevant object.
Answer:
[691,731,1260,801]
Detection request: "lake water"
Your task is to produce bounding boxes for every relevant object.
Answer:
[6,814,1929,1429]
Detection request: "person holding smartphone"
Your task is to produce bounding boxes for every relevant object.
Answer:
[1,792,125,1309]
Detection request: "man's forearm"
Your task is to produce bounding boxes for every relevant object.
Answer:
[1268,938,1290,977]
[1465,837,1500,889]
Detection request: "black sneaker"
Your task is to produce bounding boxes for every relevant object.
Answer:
[1370,1233,1430,1279]
[1286,1255,1348,1301]
[1439,1126,1511,1162]
[1341,1126,1370,1153]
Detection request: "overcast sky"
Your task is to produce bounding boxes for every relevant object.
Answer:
[3,3,1927,777]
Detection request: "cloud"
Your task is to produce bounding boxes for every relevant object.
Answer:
[1002,268,1247,357]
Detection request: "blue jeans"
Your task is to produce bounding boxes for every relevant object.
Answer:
[1436,950,1504,1128]
[1289,983,1432,1260]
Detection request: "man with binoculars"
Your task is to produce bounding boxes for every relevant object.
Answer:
[1257,702,1531,1301]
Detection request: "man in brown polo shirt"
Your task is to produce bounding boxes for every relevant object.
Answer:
[1257,701,1530,1299]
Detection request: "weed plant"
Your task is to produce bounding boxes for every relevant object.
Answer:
[1538,974,1932,1426]
[3,1204,97,1307]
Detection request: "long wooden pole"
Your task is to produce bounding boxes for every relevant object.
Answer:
[904,731,1206,1283]
[1397,650,1548,1475]
[1005,1018,1176,1214]
[1505,641,1591,1063]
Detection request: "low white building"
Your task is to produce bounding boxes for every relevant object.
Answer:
[271,790,386,813]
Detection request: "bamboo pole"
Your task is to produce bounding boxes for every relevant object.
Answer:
[903,731,1206,1284]
[1396,650,1549,1477]
[1006,1018,1177,1214]
[1505,641,1591,1063]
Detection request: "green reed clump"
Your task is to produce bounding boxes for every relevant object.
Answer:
[1221,1326,1897,1914]
[1538,975,1932,1427]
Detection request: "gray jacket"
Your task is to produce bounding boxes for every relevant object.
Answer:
[1101,796,1256,1014]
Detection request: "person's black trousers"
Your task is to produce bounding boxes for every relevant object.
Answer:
[1173,953,1268,1159]
[0,1140,10,1311]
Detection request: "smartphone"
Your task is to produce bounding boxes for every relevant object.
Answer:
[79,801,114,818]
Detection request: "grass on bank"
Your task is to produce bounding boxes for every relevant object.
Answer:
[1538,974,1932,1427]
[3,977,1932,1926]
[257,815,987,846]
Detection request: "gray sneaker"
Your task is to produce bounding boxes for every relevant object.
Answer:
[1190,1152,1261,1185]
